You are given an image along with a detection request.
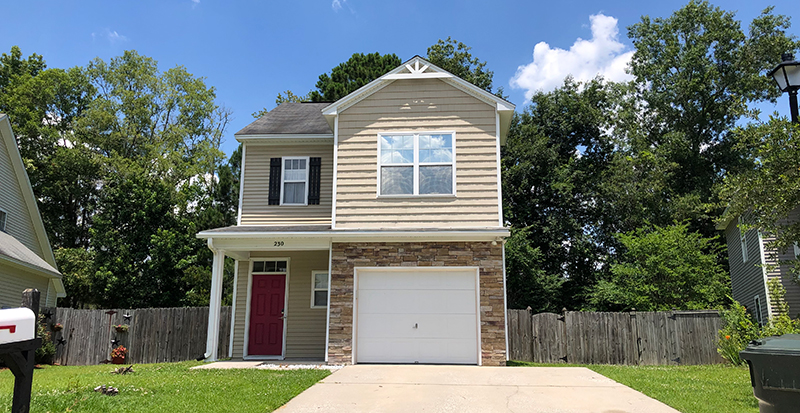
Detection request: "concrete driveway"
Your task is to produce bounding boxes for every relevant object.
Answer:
[277,365,679,413]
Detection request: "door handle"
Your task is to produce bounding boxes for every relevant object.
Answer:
[413,323,418,329]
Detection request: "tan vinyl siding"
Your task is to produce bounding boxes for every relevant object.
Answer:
[762,206,800,318]
[0,137,42,257]
[335,78,500,229]
[231,250,328,359]
[232,259,249,358]
[725,218,769,321]
[0,266,50,309]
[240,144,333,225]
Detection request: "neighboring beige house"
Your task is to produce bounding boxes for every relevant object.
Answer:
[717,209,800,322]
[199,56,514,366]
[0,114,65,309]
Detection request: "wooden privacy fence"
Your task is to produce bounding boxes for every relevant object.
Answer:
[507,309,724,365]
[42,306,231,366]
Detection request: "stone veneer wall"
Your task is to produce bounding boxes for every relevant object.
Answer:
[328,241,506,366]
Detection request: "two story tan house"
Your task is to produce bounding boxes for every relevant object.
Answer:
[0,114,65,309]
[199,56,515,366]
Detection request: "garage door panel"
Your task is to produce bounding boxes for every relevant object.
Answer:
[359,289,476,314]
[357,338,418,363]
[358,271,475,290]
[358,313,477,339]
[417,339,477,363]
[355,268,479,365]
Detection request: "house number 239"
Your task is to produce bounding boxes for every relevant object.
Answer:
[273,241,285,247]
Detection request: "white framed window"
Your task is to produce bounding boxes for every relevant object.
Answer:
[739,216,748,263]
[311,271,328,308]
[378,132,455,196]
[281,157,309,205]
[0,210,6,233]
[754,295,763,325]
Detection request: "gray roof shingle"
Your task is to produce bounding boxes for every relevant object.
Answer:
[0,231,60,277]
[236,102,332,136]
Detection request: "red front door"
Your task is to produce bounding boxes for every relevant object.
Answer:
[248,274,286,356]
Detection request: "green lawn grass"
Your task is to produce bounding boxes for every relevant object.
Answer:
[508,361,758,413]
[1,361,329,413]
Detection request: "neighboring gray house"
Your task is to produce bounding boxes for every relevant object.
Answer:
[717,209,800,322]
[0,114,65,308]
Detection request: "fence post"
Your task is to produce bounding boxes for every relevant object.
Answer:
[21,289,40,324]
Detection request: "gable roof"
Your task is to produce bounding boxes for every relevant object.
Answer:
[235,102,332,137]
[0,114,64,294]
[321,55,516,143]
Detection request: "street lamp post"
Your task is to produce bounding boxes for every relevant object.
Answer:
[768,53,800,124]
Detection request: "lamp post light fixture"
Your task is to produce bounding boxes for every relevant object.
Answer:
[768,52,800,124]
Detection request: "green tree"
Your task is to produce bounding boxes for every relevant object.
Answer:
[503,78,620,309]
[0,45,45,92]
[252,90,312,119]
[720,118,800,275]
[426,37,494,93]
[590,222,729,311]
[2,47,237,308]
[308,52,401,102]
[627,1,799,236]
[0,48,99,248]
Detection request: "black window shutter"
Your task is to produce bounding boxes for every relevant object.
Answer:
[308,157,322,205]
[268,158,282,205]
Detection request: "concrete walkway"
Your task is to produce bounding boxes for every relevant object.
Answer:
[276,365,680,413]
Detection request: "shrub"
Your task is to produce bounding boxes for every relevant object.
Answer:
[35,314,56,365]
[717,301,758,365]
[718,280,800,365]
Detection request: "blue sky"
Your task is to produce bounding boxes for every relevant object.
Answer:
[2,0,798,156]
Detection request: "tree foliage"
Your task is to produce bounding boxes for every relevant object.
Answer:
[720,118,800,274]
[2,47,238,308]
[590,223,729,311]
[426,37,494,93]
[503,1,798,312]
[308,52,401,102]
[626,1,799,234]
[503,78,622,309]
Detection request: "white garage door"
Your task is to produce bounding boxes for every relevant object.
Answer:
[355,268,479,365]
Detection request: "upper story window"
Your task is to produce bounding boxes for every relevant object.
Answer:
[738,216,748,263]
[282,157,308,205]
[378,132,454,196]
[268,156,321,206]
[0,210,6,233]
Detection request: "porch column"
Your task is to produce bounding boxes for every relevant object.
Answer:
[205,249,225,361]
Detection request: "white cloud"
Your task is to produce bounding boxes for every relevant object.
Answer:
[510,13,634,99]
[97,29,128,44]
[332,0,343,11]
[191,0,200,8]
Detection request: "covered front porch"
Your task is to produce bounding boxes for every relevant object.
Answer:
[198,226,332,362]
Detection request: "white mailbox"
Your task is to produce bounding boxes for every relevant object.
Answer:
[0,308,36,344]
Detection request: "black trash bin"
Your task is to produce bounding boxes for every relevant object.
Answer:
[740,334,800,413]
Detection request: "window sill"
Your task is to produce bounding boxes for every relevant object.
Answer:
[377,194,457,199]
